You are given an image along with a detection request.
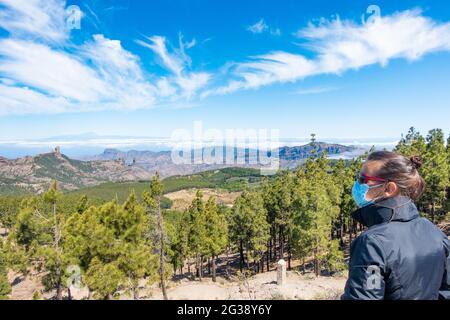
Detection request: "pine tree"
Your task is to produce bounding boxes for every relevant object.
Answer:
[395,127,427,157]
[166,209,190,276]
[291,148,343,276]
[203,197,228,282]
[11,181,67,299]
[262,171,294,267]
[422,129,449,222]
[0,241,11,300]
[186,190,207,280]
[65,193,157,299]
[143,172,169,300]
[230,190,270,272]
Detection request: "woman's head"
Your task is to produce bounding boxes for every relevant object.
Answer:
[359,151,426,203]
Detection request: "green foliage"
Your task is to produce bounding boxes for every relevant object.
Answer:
[68,167,264,202]
[0,196,22,229]
[8,181,68,298]
[0,241,11,300]
[143,172,169,299]
[395,127,450,222]
[65,192,158,299]
[230,190,270,264]
[203,197,228,257]
[291,150,343,275]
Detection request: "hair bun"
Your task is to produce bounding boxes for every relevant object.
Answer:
[410,155,423,170]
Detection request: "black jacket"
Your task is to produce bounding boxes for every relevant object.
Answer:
[342,196,450,300]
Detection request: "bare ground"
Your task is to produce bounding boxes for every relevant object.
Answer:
[8,270,346,300]
[165,188,241,211]
[147,271,346,300]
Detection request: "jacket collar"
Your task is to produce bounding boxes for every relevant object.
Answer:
[351,196,420,228]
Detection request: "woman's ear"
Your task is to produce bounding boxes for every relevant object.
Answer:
[385,182,399,198]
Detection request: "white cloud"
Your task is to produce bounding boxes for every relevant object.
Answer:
[137,36,184,76]
[137,34,211,99]
[0,83,74,115]
[294,86,338,95]
[247,19,269,34]
[81,34,157,109]
[247,19,281,36]
[0,0,68,42]
[214,9,450,95]
[298,9,450,73]
[0,0,181,114]
[0,38,109,102]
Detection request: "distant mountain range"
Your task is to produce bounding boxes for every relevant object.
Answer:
[0,147,152,195]
[0,142,359,195]
[84,142,358,172]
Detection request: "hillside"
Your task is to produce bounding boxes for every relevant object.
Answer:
[0,148,152,195]
[0,143,359,196]
[69,167,264,202]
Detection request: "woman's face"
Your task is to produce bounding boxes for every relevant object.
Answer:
[361,160,399,200]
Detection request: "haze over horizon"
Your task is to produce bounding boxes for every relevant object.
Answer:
[0,131,399,159]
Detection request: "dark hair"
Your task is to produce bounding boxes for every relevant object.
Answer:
[366,151,426,201]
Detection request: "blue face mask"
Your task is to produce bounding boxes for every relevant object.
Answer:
[352,181,385,208]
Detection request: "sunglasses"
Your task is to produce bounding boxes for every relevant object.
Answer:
[358,173,387,185]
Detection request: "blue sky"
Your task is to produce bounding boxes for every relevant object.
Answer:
[0,0,450,144]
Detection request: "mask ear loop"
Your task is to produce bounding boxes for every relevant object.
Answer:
[369,181,389,205]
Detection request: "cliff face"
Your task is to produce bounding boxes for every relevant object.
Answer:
[0,150,152,195]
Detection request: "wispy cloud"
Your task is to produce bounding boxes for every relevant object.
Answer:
[0,0,210,115]
[247,18,281,36]
[294,86,338,95]
[136,33,211,99]
[1,2,450,116]
[213,9,450,95]
[0,0,68,42]
[247,19,269,34]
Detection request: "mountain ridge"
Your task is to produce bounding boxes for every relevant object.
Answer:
[0,142,358,195]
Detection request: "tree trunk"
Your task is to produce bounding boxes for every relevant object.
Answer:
[156,196,168,300]
[200,256,203,280]
[314,249,319,277]
[208,257,211,275]
[53,202,63,301]
[279,227,284,259]
[196,254,200,278]
[288,246,292,271]
[132,286,139,300]
[269,237,273,262]
[239,240,245,272]
[212,255,217,282]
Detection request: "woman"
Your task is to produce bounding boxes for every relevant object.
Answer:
[342,151,450,300]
